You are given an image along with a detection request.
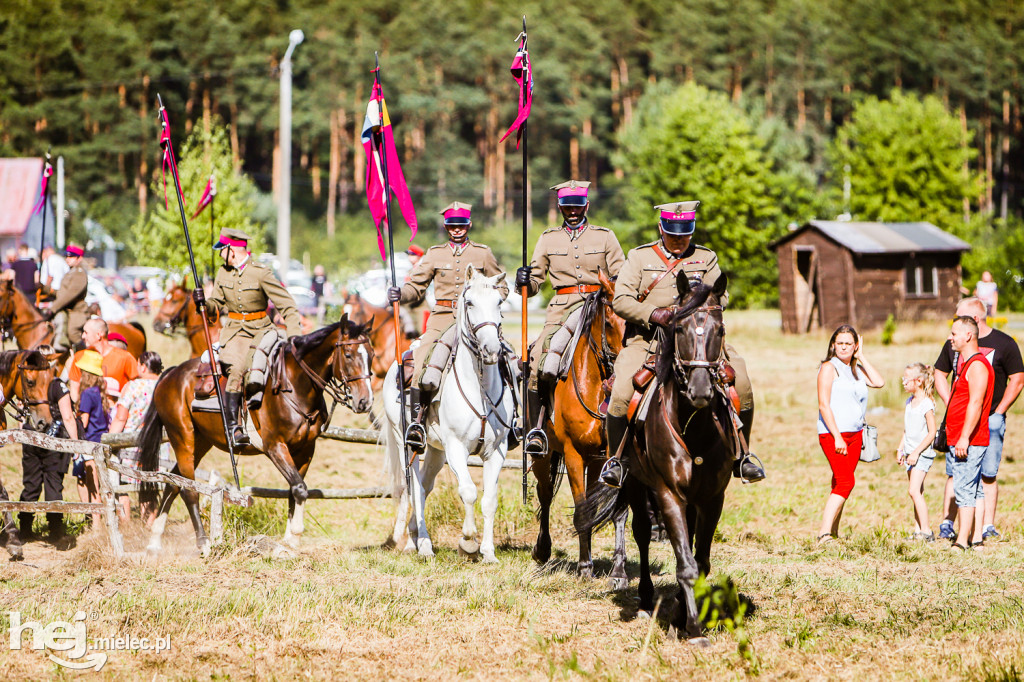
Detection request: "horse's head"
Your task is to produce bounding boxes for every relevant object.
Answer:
[153,282,189,335]
[597,270,626,354]
[0,280,17,340]
[458,264,506,365]
[332,312,374,414]
[6,350,57,431]
[664,272,728,409]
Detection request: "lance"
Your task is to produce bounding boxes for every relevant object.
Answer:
[373,54,413,494]
[157,94,241,489]
[36,150,53,306]
[518,16,530,503]
[209,176,216,282]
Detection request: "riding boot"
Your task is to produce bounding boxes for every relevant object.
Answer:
[732,405,765,483]
[405,387,430,455]
[523,386,549,458]
[599,415,630,488]
[225,392,250,448]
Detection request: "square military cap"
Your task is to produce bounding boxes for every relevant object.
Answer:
[441,201,472,223]
[213,228,251,249]
[655,201,700,235]
[551,180,591,205]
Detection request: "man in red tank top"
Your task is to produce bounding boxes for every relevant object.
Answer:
[945,316,994,550]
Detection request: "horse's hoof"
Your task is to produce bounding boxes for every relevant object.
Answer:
[458,537,480,556]
[198,543,211,559]
[531,546,551,565]
[8,546,24,561]
[402,542,417,554]
[417,539,435,558]
[637,610,652,620]
[687,637,712,648]
[282,534,301,549]
[579,566,594,580]
[145,544,162,556]
[609,576,629,592]
[481,553,498,565]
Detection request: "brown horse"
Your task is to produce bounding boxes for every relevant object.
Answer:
[579,274,737,643]
[343,291,412,390]
[0,280,146,357]
[137,314,374,554]
[0,348,62,558]
[152,281,221,357]
[531,271,631,587]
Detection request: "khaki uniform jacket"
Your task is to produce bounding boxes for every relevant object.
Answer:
[612,241,725,340]
[210,259,302,347]
[399,241,508,311]
[526,223,625,324]
[51,263,90,343]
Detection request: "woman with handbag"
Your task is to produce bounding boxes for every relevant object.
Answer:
[816,325,885,544]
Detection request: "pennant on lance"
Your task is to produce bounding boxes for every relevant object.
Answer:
[32,159,53,215]
[499,30,533,148]
[361,81,418,260]
[192,175,217,219]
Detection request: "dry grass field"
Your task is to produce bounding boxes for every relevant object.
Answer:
[4,311,1024,680]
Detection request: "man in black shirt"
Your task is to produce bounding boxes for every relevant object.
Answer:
[934,297,1024,543]
[10,243,38,297]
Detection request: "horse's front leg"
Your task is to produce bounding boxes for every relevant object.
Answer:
[655,487,707,645]
[629,482,654,614]
[693,492,725,578]
[478,441,507,564]
[444,436,480,558]
[264,440,308,548]
[410,445,446,558]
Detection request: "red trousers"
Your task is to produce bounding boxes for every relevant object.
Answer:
[819,430,863,499]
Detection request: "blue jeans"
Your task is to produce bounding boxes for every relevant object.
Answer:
[981,412,1006,479]
[949,445,986,508]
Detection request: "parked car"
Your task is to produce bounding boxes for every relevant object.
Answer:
[287,286,318,317]
[257,253,312,290]
[86,276,128,323]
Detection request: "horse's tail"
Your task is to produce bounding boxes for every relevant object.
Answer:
[576,476,631,535]
[136,399,165,509]
[129,320,147,345]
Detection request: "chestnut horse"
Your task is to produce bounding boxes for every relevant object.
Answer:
[0,280,146,357]
[579,274,737,644]
[343,292,412,390]
[152,281,221,358]
[531,271,630,587]
[137,314,374,554]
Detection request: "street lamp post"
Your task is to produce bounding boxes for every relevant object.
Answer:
[278,28,304,284]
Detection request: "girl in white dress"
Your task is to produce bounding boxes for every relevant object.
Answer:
[897,362,938,541]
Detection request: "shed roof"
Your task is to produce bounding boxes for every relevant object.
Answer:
[772,220,971,254]
[0,158,45,237]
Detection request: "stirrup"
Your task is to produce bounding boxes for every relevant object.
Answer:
[734,452,766,484]
[231,427,250,448]
[599,458,625,489]
[524,428,548,458]
[405,422,426,454]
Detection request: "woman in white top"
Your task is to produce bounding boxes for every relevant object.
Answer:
[816,325,884,544]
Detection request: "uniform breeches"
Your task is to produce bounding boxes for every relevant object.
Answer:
[527,322,563,391]
[725,344,753,412]
[412,311,455,389]
[608,342,653,418]
[220,333,259,393]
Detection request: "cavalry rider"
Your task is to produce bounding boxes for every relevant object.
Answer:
[516,180,624,456]
[199,228,301,447]
[41,244,89,352]
[387,202,508,454]
[599,201,765,487]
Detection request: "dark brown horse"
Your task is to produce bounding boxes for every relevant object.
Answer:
[137,314,374,554]
[0,280,146,357]
[579,273,737,643]
[532,271,631,587]
[343,291,411,390]
[152,280,221,358]
[0,348,62,558]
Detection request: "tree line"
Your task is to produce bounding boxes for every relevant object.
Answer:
[1,0,1022,306]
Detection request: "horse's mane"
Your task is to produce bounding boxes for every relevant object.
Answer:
[290,318,365,359]
[0,349,47,374]
[655,283,714,385]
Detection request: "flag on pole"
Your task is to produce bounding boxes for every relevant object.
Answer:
[499,33,533,148]
[32,160,53,215]
[159,109,172,208]
[361,81,418,260]
[192,175,217,219]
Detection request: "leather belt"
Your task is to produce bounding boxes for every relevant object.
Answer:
[556,284,601,295]
[434,299,456,309]
[228,310,268,321]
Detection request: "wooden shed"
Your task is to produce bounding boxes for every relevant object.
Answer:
[772,221,971,333]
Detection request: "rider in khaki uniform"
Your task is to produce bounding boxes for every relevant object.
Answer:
[599,201,765,487]
[42,244,89,351]
[205,228,301,447]
[515,180,624,456]
[387,202,508,453]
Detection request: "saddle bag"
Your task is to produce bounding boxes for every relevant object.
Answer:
[194,362,217,399]
[399,349,415,390]
[632,361,657,392]
[420,324,458,392]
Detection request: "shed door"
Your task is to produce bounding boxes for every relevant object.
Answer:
[793,246,821,332]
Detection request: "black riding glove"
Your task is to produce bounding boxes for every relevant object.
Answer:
[649,307,674,328]
[386,287,402,304]
[515,266,532,291]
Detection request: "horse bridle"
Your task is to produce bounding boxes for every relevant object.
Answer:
[289,331,374,412]
[2,361,53,425]
[162,292,217,337]
[0,291,51,345]
[672,304,725,384]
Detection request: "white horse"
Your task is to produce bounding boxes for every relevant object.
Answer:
[381,265,515,563]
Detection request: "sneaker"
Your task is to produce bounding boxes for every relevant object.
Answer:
[938,521,956,540]
[982,525,1000,541]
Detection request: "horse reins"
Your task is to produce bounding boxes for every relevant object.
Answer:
[569,293,616,421]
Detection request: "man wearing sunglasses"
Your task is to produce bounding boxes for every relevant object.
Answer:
[516,180,624,457]
[599,201,765,487]
[387,202,508,453]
